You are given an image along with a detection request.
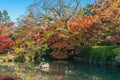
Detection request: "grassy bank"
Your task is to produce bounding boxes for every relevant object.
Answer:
[76,46,120,65]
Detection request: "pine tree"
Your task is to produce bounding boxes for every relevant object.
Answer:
[3,10,11,23]
[0,11,3,24]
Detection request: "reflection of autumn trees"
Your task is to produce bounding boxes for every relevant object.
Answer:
[43,61,101,80]
[1,61,120,80]
[49,61,72,76]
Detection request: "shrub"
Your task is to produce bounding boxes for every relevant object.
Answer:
[87,46,116,64]
[15,52,25,62]
[0,34,15,53]
[78,46,120,63]
[34,52,44,63]
[113,47,120,65]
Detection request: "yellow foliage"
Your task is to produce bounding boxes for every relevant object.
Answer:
[13,47,24,54]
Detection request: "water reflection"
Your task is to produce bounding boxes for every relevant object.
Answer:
[0,61,120,80]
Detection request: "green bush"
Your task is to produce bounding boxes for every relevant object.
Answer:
[87,46,116,64]
[34,52,44,63]
[15,52,25,62]
[77,45,120,64]
[113,47,120,64]
[76,47,89,59]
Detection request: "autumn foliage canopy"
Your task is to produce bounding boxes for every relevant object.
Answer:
[0,0,120,59]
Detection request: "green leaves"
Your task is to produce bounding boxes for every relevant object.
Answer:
[0,10,11,23]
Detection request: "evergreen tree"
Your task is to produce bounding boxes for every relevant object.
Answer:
[0,11,3,24]
[3,10,11,23]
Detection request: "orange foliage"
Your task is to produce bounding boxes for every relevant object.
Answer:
[0,22,15,35]
[50,41,72,49]
[68,15,98,35]
[15,39,24,45]
[90,0,120,34]
[50,51,68,59]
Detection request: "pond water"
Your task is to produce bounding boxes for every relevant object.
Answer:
[0,61,120,80]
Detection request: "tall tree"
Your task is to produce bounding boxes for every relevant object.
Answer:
[3,10,11,23]
[0,11,3,24]
[28,0,82,30]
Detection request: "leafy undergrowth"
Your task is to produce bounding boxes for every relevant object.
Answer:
[76,46,120,66]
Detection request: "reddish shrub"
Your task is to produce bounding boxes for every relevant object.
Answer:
[0,35,15,52]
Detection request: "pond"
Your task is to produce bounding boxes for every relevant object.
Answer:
[0,61,120,80]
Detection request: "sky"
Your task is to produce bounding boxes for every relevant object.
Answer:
[0,0,94,22]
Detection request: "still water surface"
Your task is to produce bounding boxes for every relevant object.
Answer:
[0,61,120,80]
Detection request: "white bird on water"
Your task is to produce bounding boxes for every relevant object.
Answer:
[39,62,49,68]
[36,62,50,69]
